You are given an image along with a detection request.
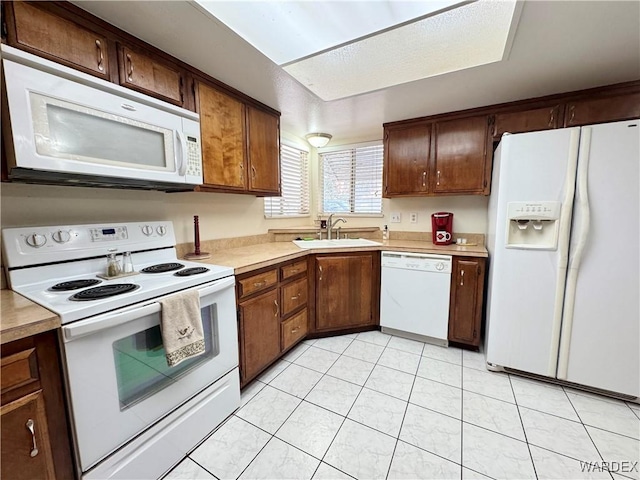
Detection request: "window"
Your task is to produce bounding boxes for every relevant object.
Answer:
[264,143,310,218]
[319,143,383,214]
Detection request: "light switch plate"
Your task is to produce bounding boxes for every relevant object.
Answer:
[410,212,418,223]
[390,212,401,223]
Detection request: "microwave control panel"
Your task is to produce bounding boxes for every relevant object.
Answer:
[186,136,202,177]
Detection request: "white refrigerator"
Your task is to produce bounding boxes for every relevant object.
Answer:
[485,119,639,399]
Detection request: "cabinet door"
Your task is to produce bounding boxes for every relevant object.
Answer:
[1,390,55,480]
[9,2,110,79]
[118,46,184,106]
[384,124,431,196]
[238,289,281,382]
[315,255,374,331]
[448,258,485,347]
[433,116,490,194]
[198,82,247,189]
[493,106,561,138]
[247,106,281,195]
[564,92,640,127]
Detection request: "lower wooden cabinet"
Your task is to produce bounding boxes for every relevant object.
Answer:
[313,252,380,332]
[237,258,309,386]
[448,257,486,348]
[1,331,74,480]
[238,288,280,384]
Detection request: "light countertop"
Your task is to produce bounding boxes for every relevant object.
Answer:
[1,289,61,344]
[191,240,487,275]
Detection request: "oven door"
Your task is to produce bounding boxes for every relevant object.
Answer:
[61,276,238,472]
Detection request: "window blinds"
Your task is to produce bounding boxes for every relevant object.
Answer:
[320,144,383,214]
[264,144,310,217]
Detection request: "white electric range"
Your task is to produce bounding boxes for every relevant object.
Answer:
[2,222,241,480]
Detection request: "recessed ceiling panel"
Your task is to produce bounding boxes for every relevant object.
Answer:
[284,0,520,100]
[196,0,465,65]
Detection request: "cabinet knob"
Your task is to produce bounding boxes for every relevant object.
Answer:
[25,419,39,458]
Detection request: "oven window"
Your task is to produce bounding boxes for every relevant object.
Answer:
[112,303,219,410]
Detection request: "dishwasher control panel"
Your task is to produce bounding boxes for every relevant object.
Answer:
[381,251,452,273]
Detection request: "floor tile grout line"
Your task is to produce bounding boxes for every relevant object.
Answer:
[508,373,539,480]
[384,340,422,480]
[563,385,616,479]
[187,457,221,480]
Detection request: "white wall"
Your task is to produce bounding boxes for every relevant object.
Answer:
[0,135,489,243]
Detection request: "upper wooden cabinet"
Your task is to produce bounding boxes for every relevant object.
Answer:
[384,116,491,197]
[6,1,111,79]
[492,105,561,138]
[433,116,491,195]
[383,123,431,196]
[564,92,640,127]
[197,81,280,196]
[117,45,185,106]
[198,82,247,191]
[247,106,281,195]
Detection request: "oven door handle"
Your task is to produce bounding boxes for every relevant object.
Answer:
[62,276,235,342]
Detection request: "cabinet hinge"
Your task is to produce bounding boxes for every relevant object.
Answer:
[483,179,487,188]
[477,265,481,276]
[179,76,184,104]
[473,329,477,338]
[488,116,495,126]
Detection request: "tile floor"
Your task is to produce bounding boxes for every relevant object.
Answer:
[165,331,640,480]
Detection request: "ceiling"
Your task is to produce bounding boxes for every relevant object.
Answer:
[74,1,640,145]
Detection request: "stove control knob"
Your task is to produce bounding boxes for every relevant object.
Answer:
[156,225,167,236]
[26,233,47,248]
[435,262,445,271]
[52,230,71,244]
[141,225,154,236]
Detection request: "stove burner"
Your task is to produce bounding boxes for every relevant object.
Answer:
[174,267,210,277]
[50,279,102,291]
[70,284,139,301]
[141,263,184,274]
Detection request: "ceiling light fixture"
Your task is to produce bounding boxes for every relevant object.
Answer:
[306,133,332,148]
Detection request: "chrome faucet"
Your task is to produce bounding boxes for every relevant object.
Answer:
[327,214,347,240]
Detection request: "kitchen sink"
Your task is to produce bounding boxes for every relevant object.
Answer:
[292,238,382,249]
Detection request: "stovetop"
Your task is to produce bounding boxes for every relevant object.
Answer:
[2,222,234,324]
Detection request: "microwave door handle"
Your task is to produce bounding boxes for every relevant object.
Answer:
[176,130,188,176]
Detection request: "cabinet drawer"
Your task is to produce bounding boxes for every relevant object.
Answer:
[281,277,308,316]
[280,260,307,281]
[1,348,39,396]
[238,269,278,299]
[281,310,308,351]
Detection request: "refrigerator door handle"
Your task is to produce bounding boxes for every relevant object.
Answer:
[547,129,581,376]
[557,127,592,379]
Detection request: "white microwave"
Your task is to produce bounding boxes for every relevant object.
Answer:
[1,46,203,191]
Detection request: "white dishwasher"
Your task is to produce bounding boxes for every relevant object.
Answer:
[380,251,452,344]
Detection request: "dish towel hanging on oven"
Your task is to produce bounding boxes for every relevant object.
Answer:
[159,289,205,367]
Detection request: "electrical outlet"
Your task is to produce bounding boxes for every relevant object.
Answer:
[410,212,418,223]
[390,212,401,223]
